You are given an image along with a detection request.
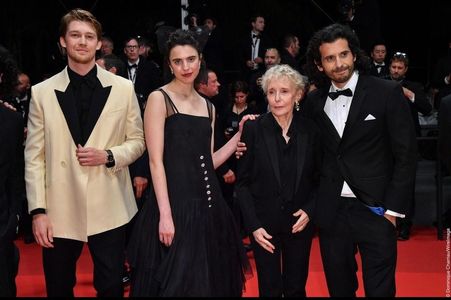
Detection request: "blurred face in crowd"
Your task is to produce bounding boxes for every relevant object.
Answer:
[264,48,281,69]
[16,73,30,95]
[206,71,220,96]
[100,38,113,56]
[252,17,265,33]
[204,18,216,32]
[371,44,387,64]
[316,38,356,89]
[60,20,101,65]
[234,91,248,106]
[291,37,300,56]
[124,38,139,62]
[389,60,408,81]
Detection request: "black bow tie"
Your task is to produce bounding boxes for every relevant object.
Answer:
[328,88,353,100]
[128,64,137,69]
[252,34,259,39]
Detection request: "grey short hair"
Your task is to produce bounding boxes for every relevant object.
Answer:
[261,64,306,94]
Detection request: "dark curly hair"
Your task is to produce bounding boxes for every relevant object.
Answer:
[305,23,370,89]
[0,45,19,99]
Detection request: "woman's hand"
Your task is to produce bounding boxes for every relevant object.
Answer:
[238,114,258,135]
[252,227,275,253]
[292,209,310,233]
[159,214,175,247]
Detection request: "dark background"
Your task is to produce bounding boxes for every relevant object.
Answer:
[1,0,450,87]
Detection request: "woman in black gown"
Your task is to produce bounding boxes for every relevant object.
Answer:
[127,29,253,297]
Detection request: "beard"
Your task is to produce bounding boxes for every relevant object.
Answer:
[67,49,96,65]
[331,65,353,84]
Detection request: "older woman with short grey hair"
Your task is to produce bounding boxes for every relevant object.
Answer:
[236,64,321,297]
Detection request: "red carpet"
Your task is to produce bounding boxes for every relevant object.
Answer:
[16,226,445,297]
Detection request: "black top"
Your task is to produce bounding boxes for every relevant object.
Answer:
[67,66,100,144]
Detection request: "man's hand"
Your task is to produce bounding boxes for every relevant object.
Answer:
[384,214,397,227]
[133,176,148,199]
[235,141,247,159]
[32,214,54,248]
[76,144,108,166]
[401,87,415,102]
[0,100,16,111]
[222,169,236,184]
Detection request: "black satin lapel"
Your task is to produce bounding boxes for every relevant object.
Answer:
[320,111,341,144]
[55,89,81,146]
[262,117,281,187]
[316,91,341,145]
[83,86,112,145]
[294,131,308,193]
[343,81,367,137]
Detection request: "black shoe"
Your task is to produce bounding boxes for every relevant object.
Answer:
[397,225,411,241]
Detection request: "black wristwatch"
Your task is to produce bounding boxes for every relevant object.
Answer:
[105,149,115,168]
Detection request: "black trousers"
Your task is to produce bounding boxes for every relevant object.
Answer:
[0,241,19,297]
[251,223,314,297]
[43,225,127,297]
[319,197,397,297]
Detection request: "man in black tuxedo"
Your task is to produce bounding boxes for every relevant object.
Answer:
[0,46,24,297]
[303,23,417,297]
[122,37,160,204]
[369,42,389,78]
[387,52,432,240]
[123,37,162,111]
[238,14,273,81]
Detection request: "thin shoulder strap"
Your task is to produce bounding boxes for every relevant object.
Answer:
[158,88,178,117]
[204,98,213,121]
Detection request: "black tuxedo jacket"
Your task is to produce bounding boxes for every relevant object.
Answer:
[239,33,273,74]
[0,106,24,243]
[369,63,389,79]
[439,94,451,173]
[124,57,161,109]
[302,75,417,228]
[236,113,321,234]
[400,79,432,136]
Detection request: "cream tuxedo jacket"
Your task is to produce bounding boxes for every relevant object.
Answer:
[25,66,145,241]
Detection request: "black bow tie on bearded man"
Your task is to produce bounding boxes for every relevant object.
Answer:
[328,88,353,100]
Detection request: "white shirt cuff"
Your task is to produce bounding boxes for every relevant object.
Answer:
[385,209,405,218]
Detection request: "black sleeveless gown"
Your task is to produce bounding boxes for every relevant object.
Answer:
[127,89,250,297]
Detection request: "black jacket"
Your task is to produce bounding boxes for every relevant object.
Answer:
[303,75,417,228]
[236,112,321,234]
[0,106,24,243]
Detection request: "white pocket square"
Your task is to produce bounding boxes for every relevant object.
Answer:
[364,114,376,121]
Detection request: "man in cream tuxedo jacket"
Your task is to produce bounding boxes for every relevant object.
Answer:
[25,9,145,297]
